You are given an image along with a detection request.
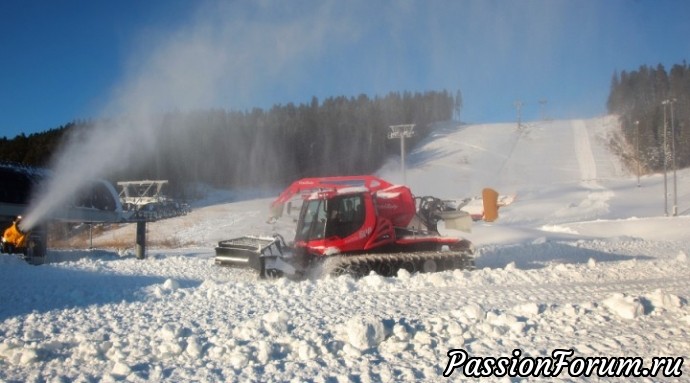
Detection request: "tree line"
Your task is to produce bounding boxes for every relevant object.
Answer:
[1,90,456,196]
[0,125,70,166]
[607,62,690,172]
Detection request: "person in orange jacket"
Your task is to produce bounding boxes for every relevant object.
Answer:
[2,216,28,254]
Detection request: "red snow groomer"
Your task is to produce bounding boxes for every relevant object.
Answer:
[215,175,474,278]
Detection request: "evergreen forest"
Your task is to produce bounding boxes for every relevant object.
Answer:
[4,60,689,199]
[607,62,690,172]
[0,91,456,195]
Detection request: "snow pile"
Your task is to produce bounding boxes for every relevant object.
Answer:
[341,316,387,353]
[603,293,646,319]
[647,289,683,310]
[1,117,690,382]
[603,290,685,320]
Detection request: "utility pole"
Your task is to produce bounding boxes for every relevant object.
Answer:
[388,124,415,184]
[514,100,523,130]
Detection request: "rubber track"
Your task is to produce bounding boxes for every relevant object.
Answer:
[324,251,475,278]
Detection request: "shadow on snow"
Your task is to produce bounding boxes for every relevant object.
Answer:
[0,250,199,321]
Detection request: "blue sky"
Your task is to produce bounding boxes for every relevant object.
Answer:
[1,0,689,138]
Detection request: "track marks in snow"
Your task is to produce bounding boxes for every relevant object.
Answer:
[551,120,615,220]
[0,243,688,382]
[324,267,690,322]
[573,119,598,183]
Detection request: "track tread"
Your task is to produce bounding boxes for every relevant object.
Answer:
[327,250,474,278]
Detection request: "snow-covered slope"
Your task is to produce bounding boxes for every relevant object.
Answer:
[1,117,689,382]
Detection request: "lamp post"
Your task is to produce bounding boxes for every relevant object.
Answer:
[388,124,415,184]
[635,120,640,187]
[662,98,678,216]
[669,99,678,216]
[661,100,669,216]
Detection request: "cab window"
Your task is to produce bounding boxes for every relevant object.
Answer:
[325,194,365,239]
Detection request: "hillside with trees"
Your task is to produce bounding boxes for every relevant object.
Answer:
[0,125,70,166]
[607,62,690,173]
[0,90,456,195]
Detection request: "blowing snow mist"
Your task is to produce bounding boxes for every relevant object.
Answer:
[21,1,354,230]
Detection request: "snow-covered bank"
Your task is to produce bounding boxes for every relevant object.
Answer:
[1,117,689,382]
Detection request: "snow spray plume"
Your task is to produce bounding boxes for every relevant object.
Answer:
[20,1,359,231]
[20,117,158,231]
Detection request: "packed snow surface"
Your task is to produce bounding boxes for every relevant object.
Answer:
[1,117,689,382]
